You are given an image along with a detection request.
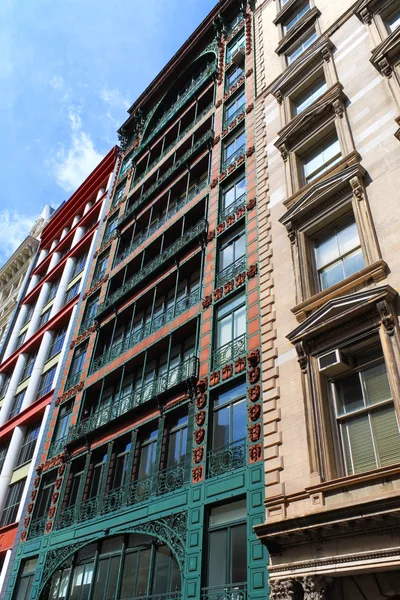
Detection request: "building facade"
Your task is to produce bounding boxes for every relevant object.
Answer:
[0,207,54,348]
[253,0,400,597]
[0,149,118,595]
[3,2,270,600]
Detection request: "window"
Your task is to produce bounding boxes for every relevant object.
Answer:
[224,91,246,127]
[34,473,56,519]
[47,279,60,303]
[215,294,246,367]
[293,75,328,115]
[0,373,11,399]
[16,423,40,467]
[52,402,73,444]
[287,29,317,64]
[332,347,400,475]
[223,130,246,169]
[313,214,364,291]
[225,64,244,92]
[38,308,51,329]
[16,330,27,349]
[283,2,310,34]
[23,305,34,326]
[82,294,99,327]
[137,429,158,481]
[0,446,7,472]
[71,254,87,279]
[165,415,188,468]
[109,440,132,491]
[220,174,246,221]
[226,32,245,63]
[206,500,247,592]
[49,327,67,358]
[0,479,26,526]
[9,390,25,419]
[386,7,400,33]
[93,253,109,282]
[21,351,37,381]
[69,344,87,379]
[227,12,244,35]
[219,227,246,274]
[13,557,38,600]
[302,131,341,183]
[36,366,57,399]
[104,217,118,242]
[65,281,80,304]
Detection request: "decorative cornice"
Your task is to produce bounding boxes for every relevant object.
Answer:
[275,7,321,56]
[370,27,400,77]
[354,0,391,24]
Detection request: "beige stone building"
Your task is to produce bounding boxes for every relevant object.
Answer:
[253,0,400,597]
[0,207,53,347]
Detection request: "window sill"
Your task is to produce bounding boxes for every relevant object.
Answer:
[292,259,388,322]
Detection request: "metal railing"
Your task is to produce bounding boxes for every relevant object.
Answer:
[102,226,118,245]
[96,219,207,318]
[115,180,208,267]
[47,436,68,460]
[27,516,47,540]
[90,289,200,374]
[226,43,245,65]
[64,371,82,392]
[120,129,213,228]
[212,333,246,369]
[223,104,246,129]
[68,357,199,442]
[225,69,245,94]
[207,438,246,478]
[78,314,96,335]
[216,255,246,288]
[202,584,247,600]
[157,463,186,495]
[222,144,246,171]
[219,193,247,223]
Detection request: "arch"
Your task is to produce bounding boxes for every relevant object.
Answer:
[38,512,187,598]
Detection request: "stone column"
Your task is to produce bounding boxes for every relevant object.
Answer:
[49,258,77,318]
[25,281,52,338]
[2,304,29,360]
[36,248,49,266]
[47,251,61,273]
[20,331,54,410]
[71,225,86,249]
[0,356,28,426]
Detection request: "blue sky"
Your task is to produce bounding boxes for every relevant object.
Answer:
[0,0,216,264]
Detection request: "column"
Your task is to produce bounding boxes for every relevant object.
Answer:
[71,225,87,249]
[49,258,77,317]
[2,305,29,360]
[60,227,69,240]
[50,239,59,252]
[26,274,40,295]
[47,251,61,273]
[72,215,81,227]
[84,202,93,215]
[0,355,28,426]
[36,248,49,266]
[20,331,54,411]
[97,187,106,201]
[25,281,52,338]
[0,426,25,514]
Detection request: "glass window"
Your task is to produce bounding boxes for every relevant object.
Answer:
[283,2,310,33]
[313,214,364,290]
[219,226,246,273]
[34,473,56,519]
[21,351,37,381]
[69,345,87,378]
[93,253,109,282]
[223,130,246,168]
[302,131,341,183]
[207,500,247,590]
[47,279,60,302]
[221,175,246,218]
[0,446,7,472]
[16,423,40,467]
[65,281,80,304]
[36,366,57,399]
[216,293,246,350]
[49,327,67,358]
[225,64,244,91]
[293,76,328,114]
[23,305,35,326]
[0,373,11,399]
[137,429,158,480]
[53,402,73,443]
[226,32,245,62]
[332,347,400,475]
[14,557,38,600]
[39,308,51,329]
[224,91,246,127]
[386,7,400,32]
[104,217,118,242]
[16,330,27,349]
[71,254,87,279]
[9,390,25,419]
[213,382,247,450]
[166,415,188,468]
[287,29,317,64]
[0,479,26,526]
[227,12,244,35]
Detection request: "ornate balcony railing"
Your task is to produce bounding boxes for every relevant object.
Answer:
[216,255,246,288]
[102,226,118,245]
[90,289,200,374]
[48,436,68,460]
[143,62,216,148]
[223,104,246,129]
[56,505,76,530]
[128,477,153,505]
[78,314,96,335]
[225,69,245,94]
[27,516,47,540]
[157,463,186,495]
[219,193,247,223]
[91,268,107,287]
[213,333,246,369]
[115,180,208,267]
[222,144,246,171]
[97,219,207,318]
[68,357,199,442]
[64,371,82,392]
[207,438,246,478]
[130,594,181,600]
[78,497,99,522]
[119,130,214,228]
[132,104,213,191]
[202,584,247,600]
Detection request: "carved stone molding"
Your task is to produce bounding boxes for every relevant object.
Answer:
[275,7,321,56]
[295,341,308,373]
[370,28,400,78]
[377,299,396,335]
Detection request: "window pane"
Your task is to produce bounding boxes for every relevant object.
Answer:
[209,499,246,525]
[232,399,247,441]
[136,549,151,596]
[152,546,170,594]
[337,219,360,255]
[363,362,392,405]
[218,315,232,346]
[208,529,227,587]
[120,553,138,599]
[315,232,339,269]
[371,405,400,467]
[335,372,364,415]
[343,414,377,474]
[214,406,230,448]
[231,524,247,583]
[320,260,345,290]
[295,78,327,114]
[234,306,246,337]
[92,559,108,600]
[215,382,247,407]
[343,249,364,278]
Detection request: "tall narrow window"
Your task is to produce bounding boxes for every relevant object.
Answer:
[110,441,132,491]
[302,131,341,183]
[220,175,246,222]
[223,130,246,170]
[313,214,364,290]
[166,415,188,468]
[332,347,400,475]
[93,253,109,283]
[71,253,87,279]
[68,344,87,383]
[31,472,56,535]
[283,2,310,33]
[16,330,27,349]
[224,91,246,128]
[48,327,67,359]
[16,423,40,467]
[0,446,7,472]
[47,279,60,302]
[53,402,73,444]
[217,226,246,287]
[287,29,317,64]
[225,65,244,93]
[13,558,38,600]
[9,390,25,419]
[0,373,11,399]
[137,429,158,482]
[226,32,245,63]
[206,500,247,594]
[386,7,400,33]
[293,75,327,115]
[21,351,37,381]
[214,293,246,367]
[36,366,57,399]
[0,479,26,526]
[38,308,51,328]
[64,281,80,304]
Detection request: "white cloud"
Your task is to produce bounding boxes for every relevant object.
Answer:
[0,210,39,265]
[51,108,104,193]
[48,75,65,90]
[100,86,130,110]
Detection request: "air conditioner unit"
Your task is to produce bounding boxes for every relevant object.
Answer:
[318,349,352,376]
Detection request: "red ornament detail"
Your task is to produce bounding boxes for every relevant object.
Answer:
[214,288,223,302]
[248,366,261,385]
[249,385,261,403]
[192,465,203,483]
[248,349,260,367]
[45,521,53,534]
[247,264,258,279]
[194,428,205,445]
[196,378,208,393]
[195,411,206,427]
[193,446,204,464]
[235,357,246,374]
[249,444,262,463]
[248,423,262,442]
[226,214,235,227]
[235,272,246,287]
[202,296,212,309]
[196,393,207,409]
[20,531,27,542]
[222,364,233,380]
[210,371,220,387]
[224,281,234,295]
[207,230,216,243]
[248,403,261,422]
[24,517,30,528]
[246,198,256,211]
[217,223,225,235]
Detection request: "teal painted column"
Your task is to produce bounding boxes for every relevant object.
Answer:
[247,463,268,600]
[184,490,205,600]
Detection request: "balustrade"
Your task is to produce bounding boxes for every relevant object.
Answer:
[64,371,82,392]
[202,584,247,600]
[219,193,247,223]
[212,333,246,369]
[207,438,246,478]
[216,255,246,288]
[222,144,246,171]
[27,516,47,540]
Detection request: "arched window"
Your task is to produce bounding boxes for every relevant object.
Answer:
[46,533,181,600]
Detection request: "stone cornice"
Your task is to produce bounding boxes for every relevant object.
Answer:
[0,236,38,286]
[370,27,400,77]
[275,7,321,56]
[275,82,347,155]
[355,0,393,24]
